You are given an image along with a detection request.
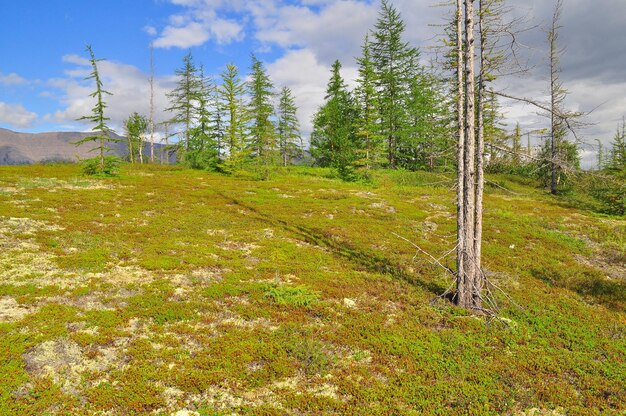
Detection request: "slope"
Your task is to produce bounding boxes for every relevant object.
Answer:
[0,164,624,415]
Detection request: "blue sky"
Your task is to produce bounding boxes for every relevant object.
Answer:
[1,0,626,167]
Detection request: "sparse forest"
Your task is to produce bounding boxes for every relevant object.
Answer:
[0,0,625,414]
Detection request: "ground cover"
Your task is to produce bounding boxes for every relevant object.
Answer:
[0,164,624,415]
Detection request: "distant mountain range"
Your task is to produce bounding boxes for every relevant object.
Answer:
[0,128,170,165]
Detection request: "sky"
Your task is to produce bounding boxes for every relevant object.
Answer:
[1,0,625,167]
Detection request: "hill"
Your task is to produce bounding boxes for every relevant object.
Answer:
[0,128,170,165]
[0,164,624,415]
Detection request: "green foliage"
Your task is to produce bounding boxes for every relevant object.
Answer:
[124,112,148,163]
[219,63,250,173]
[80,155,121,177]
[536,138,580,193]
[247,55,277,177]
[310,60,359,180]
[354,34,385,171]
[264,284,319,307]
[73,44,122,176]
[165,52,203,157]
[607,118,626,173]
[187,66,220,170]
[371,0,420,169]
[277,86,302,167]
[286,338,331,376]
[1,163,624,414]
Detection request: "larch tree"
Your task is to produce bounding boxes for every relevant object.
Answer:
[188,66,218,170]
[310,60,358,179]
[370,0,418,169]
[74,44,121,175]
[220,63,249,172]
[210,87,226,164]
[165,52,202,158]
[608,118,626,172]
[247,55,277,176]
[277,86,302,167]
[354,34,383,171]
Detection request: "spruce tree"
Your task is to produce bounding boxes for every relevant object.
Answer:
[247,55,277,176]
[277,86,302,167]
[370,0,419,169]
[311,60,357,179]
[219,63,249,172]
[74,44,121,175]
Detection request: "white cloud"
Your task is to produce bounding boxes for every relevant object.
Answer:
[267,48,358,139]
[153,2,244,49]
[253,1,378,65]
[154,22,211,49]
[48,58,175,136]
[0,72,28,86]
[0,102,38,128]
[143,25,157,36]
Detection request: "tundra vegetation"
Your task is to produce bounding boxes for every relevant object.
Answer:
[0,164,624,414]
[1,0,624,414]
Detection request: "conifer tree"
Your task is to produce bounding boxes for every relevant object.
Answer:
[608,118,626,172]
[370,0,419,168]
[247,55,277,176]
[311,60,357,179]
[74,44,121,175]
[277,86,302,167]
[354,34,384,171]
[210,87,226,163]
[188,67,218,169]
[511,122,522,166]
[219,63,249,172]
[402,68,450,170]
[165,52,202,158]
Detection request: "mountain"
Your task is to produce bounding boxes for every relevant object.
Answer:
[0,128,170,165]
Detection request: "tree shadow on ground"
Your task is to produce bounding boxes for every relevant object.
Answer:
[217,191,447,297]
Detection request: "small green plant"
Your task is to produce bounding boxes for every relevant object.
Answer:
[286,338,331,376]
[81,155,121,176]
[264,284,319,307]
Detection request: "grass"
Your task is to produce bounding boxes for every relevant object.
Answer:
[0,163,624,415]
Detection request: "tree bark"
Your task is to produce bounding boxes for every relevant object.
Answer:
[474,0,486,306]
[458,0,477,309]
[455,0,466,305]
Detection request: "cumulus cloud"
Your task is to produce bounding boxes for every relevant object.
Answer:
[153,3,244,49]
[0,72,28,86]
[154,22,212,48]
[47,58,175,135]
[255,1,378,65]
[268,49,358,140]
[0,102,38,128]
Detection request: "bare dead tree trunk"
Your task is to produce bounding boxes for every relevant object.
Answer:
[455,0,480,310]
[474,0,486,295]
[549,0,563,195]
[455,0,466,305]
[149,42,156,163]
